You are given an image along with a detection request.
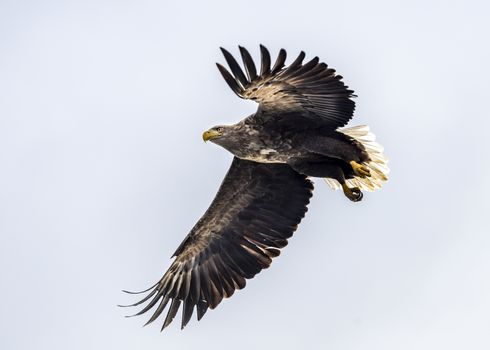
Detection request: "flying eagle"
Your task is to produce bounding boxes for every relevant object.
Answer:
[122,45,389,330]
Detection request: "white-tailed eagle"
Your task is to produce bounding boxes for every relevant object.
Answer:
[121,45,389,330]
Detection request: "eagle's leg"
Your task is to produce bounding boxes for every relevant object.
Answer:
[287,158,363,202]
[317,164,363,202]
[350,160,370,178]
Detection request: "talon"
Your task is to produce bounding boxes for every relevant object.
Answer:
[342,184,363,202]
[350,161,371,178]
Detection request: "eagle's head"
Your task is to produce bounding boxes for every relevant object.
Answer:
[202,124,247,155]
[202,125,228,143]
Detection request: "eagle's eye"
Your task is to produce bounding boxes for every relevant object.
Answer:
[216,127,224,132]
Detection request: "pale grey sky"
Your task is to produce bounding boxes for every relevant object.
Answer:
[1,0,489,349]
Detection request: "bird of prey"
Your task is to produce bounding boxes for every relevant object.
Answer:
[122,45,389,330]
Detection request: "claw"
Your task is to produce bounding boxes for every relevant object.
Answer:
[350,161,371,178]
[342,184,363,202]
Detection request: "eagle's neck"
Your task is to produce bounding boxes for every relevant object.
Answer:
[219,121,294,164]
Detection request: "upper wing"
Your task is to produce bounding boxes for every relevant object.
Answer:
[124,157,314,330]
[216,45,356,129]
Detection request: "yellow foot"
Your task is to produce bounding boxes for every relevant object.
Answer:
[350,161,371,178]
[342,183,363,202]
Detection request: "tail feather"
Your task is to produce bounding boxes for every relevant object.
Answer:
[324,125,389,192]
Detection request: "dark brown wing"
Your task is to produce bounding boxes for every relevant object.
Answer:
[216,45,356,129]
[123,157,314,330]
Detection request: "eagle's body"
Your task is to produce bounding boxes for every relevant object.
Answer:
[212,113,367,165]
[123,45,389,330]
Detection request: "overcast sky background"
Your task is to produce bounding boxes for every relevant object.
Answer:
[1,0,489,349]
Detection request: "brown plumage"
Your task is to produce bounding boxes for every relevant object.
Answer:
[122,45,388,330]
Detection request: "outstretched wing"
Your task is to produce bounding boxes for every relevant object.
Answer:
[216,45,356,129]
[123,158,313,330]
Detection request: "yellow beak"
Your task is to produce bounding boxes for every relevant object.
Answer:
[202,129,222,142]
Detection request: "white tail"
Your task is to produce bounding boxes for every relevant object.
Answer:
[324,125,389,192]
